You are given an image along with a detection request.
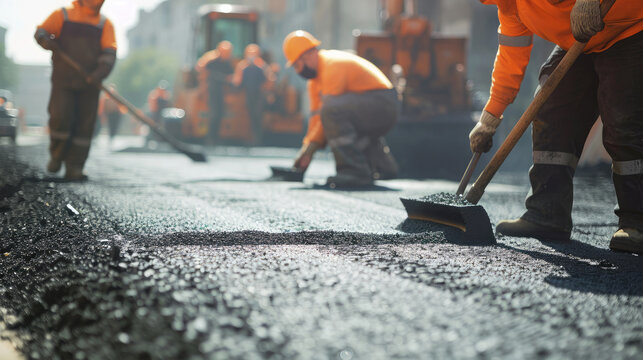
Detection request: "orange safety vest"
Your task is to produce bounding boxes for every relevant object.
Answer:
[481,0,643,117]
[304,49,393,145]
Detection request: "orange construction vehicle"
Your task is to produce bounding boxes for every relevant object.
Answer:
[174,4,303,146]
[352,0,474,178]
[354,0,610,178]
[355,0,470,121]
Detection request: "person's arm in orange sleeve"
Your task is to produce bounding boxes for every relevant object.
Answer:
[484,8,533,118]
[470,6,533,154]
[34,9,64,50]
[294,81,324,171]
[98,95,105,115]
[148,91,157,113]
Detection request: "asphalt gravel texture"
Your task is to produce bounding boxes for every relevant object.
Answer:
[1,140,642,359]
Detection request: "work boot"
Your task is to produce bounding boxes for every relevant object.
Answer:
[47,158,62,173]
[609,228,643,254]
[496,218,571,241]
[64,164,88,182]
[326,173,373,189]
[366,138,399,180]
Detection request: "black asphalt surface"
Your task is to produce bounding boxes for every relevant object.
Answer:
[1,138,642,359]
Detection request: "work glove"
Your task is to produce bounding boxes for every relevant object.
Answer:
[570,0,604,43]
[38,36,58,51]
[469,111,502,153]
[293,142,321,171]
[85,73,103,87]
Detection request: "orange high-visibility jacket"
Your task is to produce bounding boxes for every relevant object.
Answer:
[303,49,393,145]
[482,0,643,118]
[37,0,117,52]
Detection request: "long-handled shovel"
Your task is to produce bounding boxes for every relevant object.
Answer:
[401,0,617,243]
[56,49,207,163]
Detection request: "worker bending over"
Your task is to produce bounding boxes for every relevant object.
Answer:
[471,0,643,253]
[283,30,399,188]
[35,0,116,180]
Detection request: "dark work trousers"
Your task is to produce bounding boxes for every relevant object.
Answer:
[107,112,122,139]
[245,88,263,143]
[208,84,225,142]
[48,84,100,168]
[241,64,266,143]
[48,11,105,171]
[523,30,643,232]
[321,88,399,180]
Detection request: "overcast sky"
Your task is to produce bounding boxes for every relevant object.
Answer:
[0,0,165,65]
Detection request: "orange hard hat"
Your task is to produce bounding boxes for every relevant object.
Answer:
[282,30,320,67]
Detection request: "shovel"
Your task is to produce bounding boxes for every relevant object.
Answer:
[401,0,616,242]
[269,166,305,182]
[56,49,207,163]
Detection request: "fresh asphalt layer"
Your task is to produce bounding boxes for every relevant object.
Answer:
[0,137,641,359]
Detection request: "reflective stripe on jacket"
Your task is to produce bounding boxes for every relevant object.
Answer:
[304,49,393,145]
[482,0,643,117]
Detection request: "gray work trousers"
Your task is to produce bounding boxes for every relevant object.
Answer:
[523,30,643,231]
[321,88,399,179]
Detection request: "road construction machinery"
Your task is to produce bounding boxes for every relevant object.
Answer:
[173,4,304,146]
[352,0,475,179]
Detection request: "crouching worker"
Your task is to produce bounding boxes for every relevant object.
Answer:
[283,30,399,188]
[35,0,117,181]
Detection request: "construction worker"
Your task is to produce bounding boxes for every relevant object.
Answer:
[471,0,643,253]
[146,80,171,145]
[283,30,399,188]
[196,41,234,144]
[97,84,127,146]
[233,44,271,144]
[148,80,171,123]
[35,0,116,180]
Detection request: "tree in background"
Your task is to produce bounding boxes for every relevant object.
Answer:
[108,48,179,109]
[0,43,18,89]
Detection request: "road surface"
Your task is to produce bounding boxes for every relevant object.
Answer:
[0,136,641,359]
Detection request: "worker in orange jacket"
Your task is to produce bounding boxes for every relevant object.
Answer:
[471,0,643,253]
[97,83,127,146]
[35,0,117,181]
[283,30,399,188]
[232,44,272,144]
[196,41,235,144]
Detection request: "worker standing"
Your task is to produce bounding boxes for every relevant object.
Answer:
[97,83,127,147]
[196,41,234,144]
[233,44,270,144]
[471,0,643,253]
[35,0,117,181]
[148,80,171,123]
[145,80,171,145]
[282,30,399,188]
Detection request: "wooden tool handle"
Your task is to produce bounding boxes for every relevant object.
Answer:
[465,0,616,204]
[456,152,481,196]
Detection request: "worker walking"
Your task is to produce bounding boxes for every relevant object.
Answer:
[471,0,643,253]
[283,30,399,188]
[196,41,234,144]
[35,0,117,180]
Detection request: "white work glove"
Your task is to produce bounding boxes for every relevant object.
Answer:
[570,0,604,43]
[469,111,502,153]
